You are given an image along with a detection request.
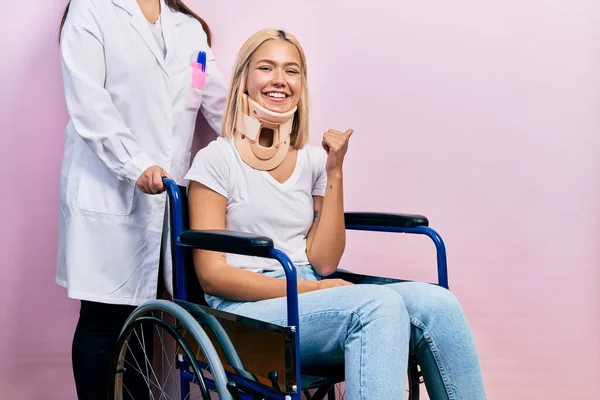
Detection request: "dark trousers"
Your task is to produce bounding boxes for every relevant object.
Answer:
[71,263,166,399]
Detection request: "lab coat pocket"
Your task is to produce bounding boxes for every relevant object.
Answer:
[76,150,134,216]
[184,61,205,111]
[184,87,203,111]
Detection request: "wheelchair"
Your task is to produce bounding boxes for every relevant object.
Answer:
[108,177,449,400]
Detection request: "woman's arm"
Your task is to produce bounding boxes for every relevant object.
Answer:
[188,181,351,302]
[60,0,156,186]
[306,129,354,276]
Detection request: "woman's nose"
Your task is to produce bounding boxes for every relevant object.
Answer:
[271,69,286,86]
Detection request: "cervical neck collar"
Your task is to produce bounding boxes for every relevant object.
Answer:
[234,93,297,171]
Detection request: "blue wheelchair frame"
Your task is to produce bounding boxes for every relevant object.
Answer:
[163,177,449,399]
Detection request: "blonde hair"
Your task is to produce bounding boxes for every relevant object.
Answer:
[220,29,309,149]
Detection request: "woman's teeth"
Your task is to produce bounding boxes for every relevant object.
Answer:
[265,92,286,98]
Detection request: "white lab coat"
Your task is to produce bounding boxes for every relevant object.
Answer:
[55,0,227,305]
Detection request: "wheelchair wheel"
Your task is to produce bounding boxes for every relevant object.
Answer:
[108,300,233,400]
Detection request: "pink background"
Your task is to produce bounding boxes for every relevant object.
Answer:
[1,0,599,398]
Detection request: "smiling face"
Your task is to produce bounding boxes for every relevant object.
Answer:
[221,29,310,149]
[245,39,302,114]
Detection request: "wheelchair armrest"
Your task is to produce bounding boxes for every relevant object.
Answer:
[345,212,429,228]
[342,212,449,289]
[178,229,274,258]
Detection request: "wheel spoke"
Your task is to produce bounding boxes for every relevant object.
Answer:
[112,313,209,400]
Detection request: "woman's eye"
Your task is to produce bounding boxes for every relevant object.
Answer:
[287,70,299,75]
[259,66,271,71]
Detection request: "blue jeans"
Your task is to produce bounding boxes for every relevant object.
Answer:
[208,265,486,399]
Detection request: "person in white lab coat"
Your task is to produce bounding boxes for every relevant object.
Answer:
[56,0,227,398]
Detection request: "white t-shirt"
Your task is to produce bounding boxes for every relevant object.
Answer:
[185,137,328,271]
[148,15,166,58]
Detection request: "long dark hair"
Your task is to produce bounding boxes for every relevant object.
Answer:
[59,0,212,46]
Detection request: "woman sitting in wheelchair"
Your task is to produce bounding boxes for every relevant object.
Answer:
[184,28,487,399]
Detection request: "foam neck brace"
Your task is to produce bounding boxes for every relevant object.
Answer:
[234,93,296,171]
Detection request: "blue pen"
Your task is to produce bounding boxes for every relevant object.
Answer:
[196,51,206,72]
